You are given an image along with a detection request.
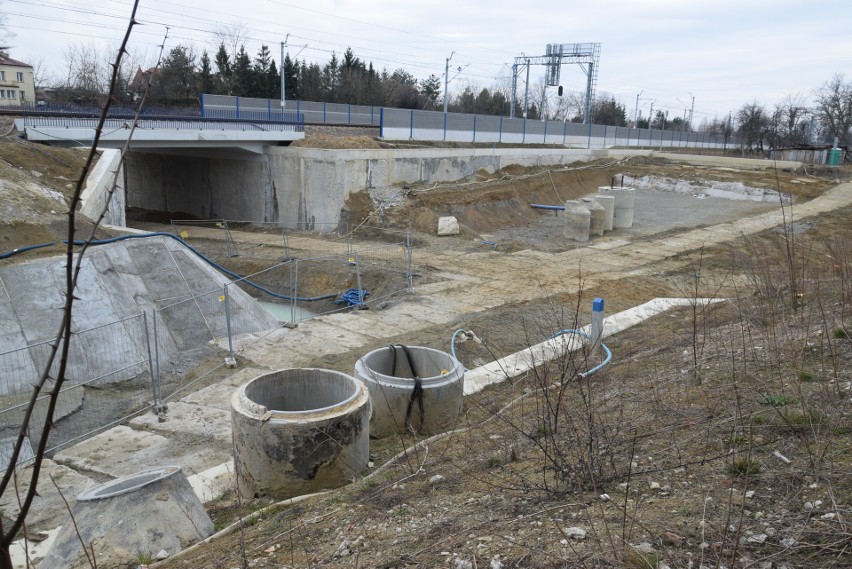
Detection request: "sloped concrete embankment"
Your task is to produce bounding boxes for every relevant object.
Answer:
[0,235,277,400]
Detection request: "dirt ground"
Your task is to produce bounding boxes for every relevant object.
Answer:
[2,136,851,568]
[141,159,850,569]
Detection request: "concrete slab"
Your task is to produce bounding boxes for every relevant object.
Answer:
[0,459,97,531]
[188,460,235,503]
[129,401,232,445]
[314,312,406,340]
[180,367,266,410]
[53,425,227,480]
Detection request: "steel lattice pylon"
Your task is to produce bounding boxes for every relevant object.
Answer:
[510,42,601,124]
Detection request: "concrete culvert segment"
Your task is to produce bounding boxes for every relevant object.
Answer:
[231,368,371,499]
[355,345,464,437]
[40,466,213,569]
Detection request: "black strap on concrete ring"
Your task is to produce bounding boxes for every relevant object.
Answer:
[387,344,425,433]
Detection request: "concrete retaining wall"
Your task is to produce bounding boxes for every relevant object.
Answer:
[123,146,803,229]
[80,149,125,226]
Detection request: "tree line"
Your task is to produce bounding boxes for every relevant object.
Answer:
[45,39,852,148]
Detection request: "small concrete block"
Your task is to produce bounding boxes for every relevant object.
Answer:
[437,216,460,236]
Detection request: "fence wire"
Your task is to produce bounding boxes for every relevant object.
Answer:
[0,314,155,467]
[0,228,416,463]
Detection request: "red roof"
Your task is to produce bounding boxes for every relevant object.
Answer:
[0,56,32,68]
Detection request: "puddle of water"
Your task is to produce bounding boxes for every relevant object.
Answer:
[257,301,315,322]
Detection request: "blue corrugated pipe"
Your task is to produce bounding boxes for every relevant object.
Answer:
[0,232,337,302]
[549,329,612,378]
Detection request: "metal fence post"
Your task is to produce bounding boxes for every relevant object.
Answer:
[443,112,447,141]
[499,116,503,143]
[587,122,592,149]
[543,119,548,144]
[223,284,236,367]
[348,104,351,124]
[472,114,477,143]
[522,117,527,144]
[235,96,240,119]
[291,260,299,326]
[147,310,165,414]
[409,109,414,140]
[354,252,364,307]
[405,231,414,292]
[142,311,157,409]
[379,107,384,137]
[563,121,567,146]
[323,102,327,123]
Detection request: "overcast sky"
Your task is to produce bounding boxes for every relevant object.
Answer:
[6,0,851,123]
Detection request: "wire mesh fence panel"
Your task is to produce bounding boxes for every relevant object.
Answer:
[351,243,412,305]
[0,314,156,466]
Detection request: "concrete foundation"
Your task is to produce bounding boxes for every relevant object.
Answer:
[231,368,370,499]
[40,466,213,569]
[80,149,125,226]
[563,200,591,242]
[355,345,464,437]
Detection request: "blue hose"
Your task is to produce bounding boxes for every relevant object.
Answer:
[0,242,58,260]
[450,328,467,360]
[549,329,612,378]
[1,232,337,302]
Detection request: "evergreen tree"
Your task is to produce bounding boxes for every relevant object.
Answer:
[199,50,214,94]
[214,42,231,94]
[253,44,273,97]
[267,59,281,99]
[283,54,299,100]
[232,45,252,96]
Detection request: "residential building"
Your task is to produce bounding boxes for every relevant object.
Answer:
[0,54,35,106]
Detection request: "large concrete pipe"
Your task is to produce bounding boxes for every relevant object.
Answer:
[598,186,635,228]
[231,368,370,499]
[41,466,213,569]
[355,345,464,437]
[563,200,591,242]
[581,198,605,236]
[594,194,615,231]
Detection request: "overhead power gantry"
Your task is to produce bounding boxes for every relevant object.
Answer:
[510,42,601,124]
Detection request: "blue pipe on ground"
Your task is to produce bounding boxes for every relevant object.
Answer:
[530,203,566,211]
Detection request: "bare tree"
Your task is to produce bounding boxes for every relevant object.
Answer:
[25,56,54,89]
[214,23,251,63]
[0,3,144,566]
[736,101,769,153]
[814,73,852,145]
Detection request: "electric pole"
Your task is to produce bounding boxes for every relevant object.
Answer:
[634,90,643,127]
[443,52,454,114]
[280,34,289,112]
[688,92,695,133]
